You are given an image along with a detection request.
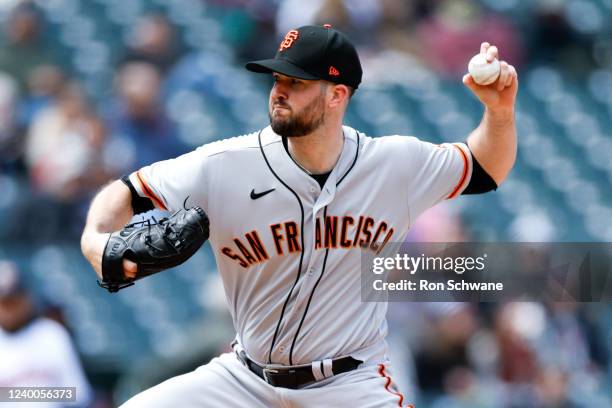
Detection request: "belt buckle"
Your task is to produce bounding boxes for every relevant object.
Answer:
[262,367,280,383]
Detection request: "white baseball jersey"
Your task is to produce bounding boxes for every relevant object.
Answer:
[129,125,472,367]
[0,318,93,407]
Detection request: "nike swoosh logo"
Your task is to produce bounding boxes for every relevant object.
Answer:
[250,188,275,200]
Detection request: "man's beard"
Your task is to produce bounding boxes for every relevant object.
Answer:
[269,94,325,137]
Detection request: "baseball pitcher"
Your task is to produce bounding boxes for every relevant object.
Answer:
[81,25,518,407]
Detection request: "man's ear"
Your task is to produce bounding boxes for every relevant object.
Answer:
[327,84,350,109]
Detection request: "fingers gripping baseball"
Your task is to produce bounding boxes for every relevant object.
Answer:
[497,61,510,92]
[464,42,518,112]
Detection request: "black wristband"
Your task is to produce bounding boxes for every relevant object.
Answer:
[462,147,498,195]
[121,175,155,214]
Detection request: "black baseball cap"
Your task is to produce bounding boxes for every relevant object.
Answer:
[246,25,363,89]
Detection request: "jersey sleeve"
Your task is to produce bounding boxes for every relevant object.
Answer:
[398,137,472,221]
[128,145,216,213]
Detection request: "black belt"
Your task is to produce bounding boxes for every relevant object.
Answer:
[236,350,362,389]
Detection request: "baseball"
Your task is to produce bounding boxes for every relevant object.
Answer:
[468,53,500,85]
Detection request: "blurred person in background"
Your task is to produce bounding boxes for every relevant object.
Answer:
[372,0,425,56]
[405,203,467,242]
[25,81,107,202]
[19,64,65,130]
[0,2,62,172]
[0,1,58,94]
[120,13,181,75]
[205,0,276,61]
[0,71,19,169]
[493,302,544,405]
[396,297,611,406]
[416,0,523,79]
[1,64,65,173]
[537,302,609,406]
[527,0,600,75]
[488,302,609,407]
[0,260,93,407]
[103,62,187,175]
[275,0,327,38]
[414,304,478,396]
[276,0,382,46]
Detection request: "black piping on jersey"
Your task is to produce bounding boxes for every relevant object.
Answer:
[288,131,361,364]
[288,206,332,364]
[258,130,307,364]
[282,130,357,185]
[336,131,361,186]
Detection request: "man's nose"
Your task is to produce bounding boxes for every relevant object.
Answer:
[271,82,288,99]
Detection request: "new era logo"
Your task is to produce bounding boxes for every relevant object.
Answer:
[329,66,340,76]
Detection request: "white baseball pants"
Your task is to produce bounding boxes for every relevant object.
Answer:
[120,352,409,407]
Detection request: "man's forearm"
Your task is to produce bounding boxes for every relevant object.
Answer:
[467,108,517,186]
[81,180,134,277]
[462,42,518,186]
[83,180,134,234]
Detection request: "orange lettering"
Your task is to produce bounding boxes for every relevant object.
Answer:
[340,216,354,248]
[315,217,322,250]
[271,224,284,256]
[285,222,301,253]
[235,238,257,265]
[246,231,269,262]
[222,247,249,268]
[359,217,375,248]
[370,222,388,253]
[325,216,338,249]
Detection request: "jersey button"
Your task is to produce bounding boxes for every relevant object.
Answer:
[279,345,286,353]
[309,186,316,193]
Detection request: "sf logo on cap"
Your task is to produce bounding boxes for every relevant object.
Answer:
[279,30,299,52]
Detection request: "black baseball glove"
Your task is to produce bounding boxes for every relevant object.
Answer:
[99,206,210,293]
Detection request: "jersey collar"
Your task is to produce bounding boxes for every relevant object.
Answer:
[258,126,360,199]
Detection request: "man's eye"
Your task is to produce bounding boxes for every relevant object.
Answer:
[291,79,300,85]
